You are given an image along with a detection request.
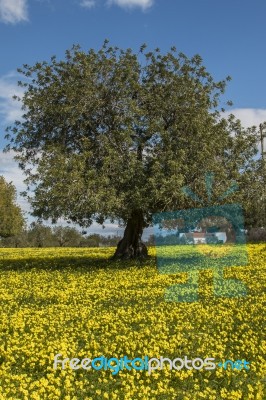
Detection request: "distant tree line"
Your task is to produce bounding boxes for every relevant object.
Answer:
[0,222,123,248]
[0,173,265,249]
[0,223,265,248]
[144,229,266,245]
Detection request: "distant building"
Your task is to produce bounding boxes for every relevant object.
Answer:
[213,232,227,243]
[179,232,227,244]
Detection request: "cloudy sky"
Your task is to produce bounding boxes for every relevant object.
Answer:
[0,0,266,236]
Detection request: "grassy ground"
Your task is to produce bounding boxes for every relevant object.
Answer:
[0,245,265,399]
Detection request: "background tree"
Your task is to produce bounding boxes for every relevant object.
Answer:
[144,234,155,246]
[0,176,25,238]
[5,42,259,258]
[52,226,83,247]
[27,222,55,248]
[241,158,266,230]
[98,234,122,247]
[0,230,28,248]
[80,233,101,247]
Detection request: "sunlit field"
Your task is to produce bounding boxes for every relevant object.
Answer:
[0,245,265,399]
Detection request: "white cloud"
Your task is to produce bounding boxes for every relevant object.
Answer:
[223,108,266,128]
[0,0,28,24]
[107,0,153,10]
[0,72,24,124]
[0,150,23,187]
[80,0,96,8]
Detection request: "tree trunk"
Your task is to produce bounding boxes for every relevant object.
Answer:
[112,210,148,260]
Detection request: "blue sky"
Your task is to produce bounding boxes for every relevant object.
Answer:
[0,0,266,235]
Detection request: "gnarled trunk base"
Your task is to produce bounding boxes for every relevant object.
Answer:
[112,210,148,260]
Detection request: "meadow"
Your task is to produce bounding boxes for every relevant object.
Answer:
[0,244,265,399]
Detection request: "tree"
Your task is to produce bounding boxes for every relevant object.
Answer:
[81,233,101,247]
[0,230,28,248]
[0,176,25,238]
[144,234,155,246]
[52,226,83,247]
[5,42,259,259]
[27,222,55,247]
[240,158,266,230]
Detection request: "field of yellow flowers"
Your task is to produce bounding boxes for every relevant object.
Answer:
[0,244,265,400]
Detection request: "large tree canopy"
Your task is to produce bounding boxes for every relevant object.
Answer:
[5,42,260,258]
[0,176,25,238]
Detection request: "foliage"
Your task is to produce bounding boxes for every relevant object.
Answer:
[0,175,25,238]
[247,227,266,243]
[0,224,122,248]
[240,159,266,229]
[26,222,55,247]
[5,42,259,237]
[0,230,29,248]
[52,226,83,247]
